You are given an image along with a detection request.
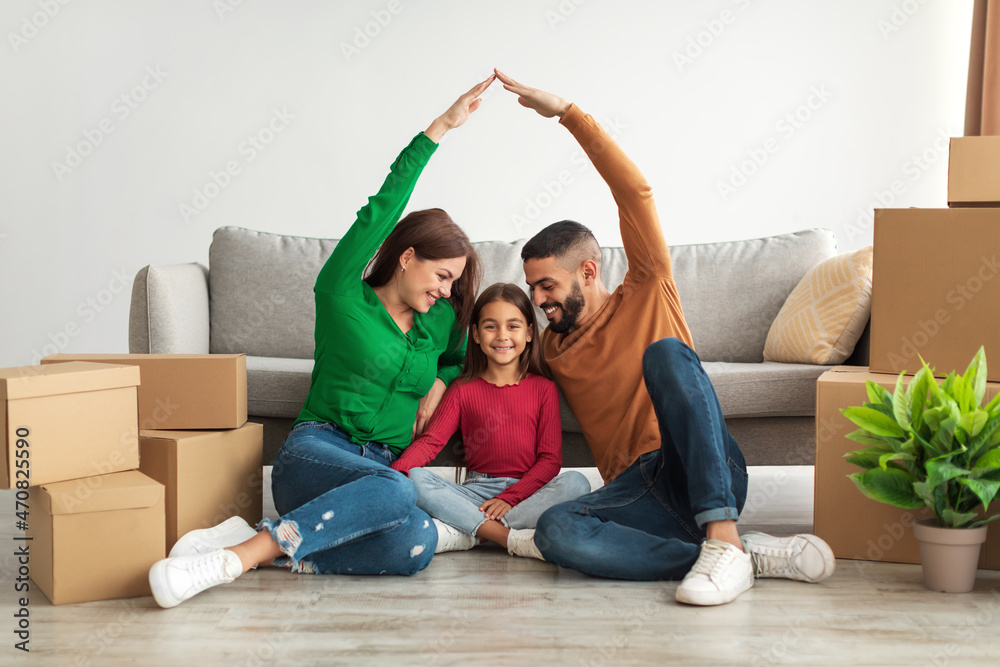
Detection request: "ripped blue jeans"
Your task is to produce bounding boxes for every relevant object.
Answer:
[263,421,437,575]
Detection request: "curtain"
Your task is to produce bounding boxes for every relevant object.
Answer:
[966,0,1000,135]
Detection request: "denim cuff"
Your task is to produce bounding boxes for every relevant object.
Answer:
[694,506,740,529]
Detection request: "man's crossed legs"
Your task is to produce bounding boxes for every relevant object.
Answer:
[535,337,834,605]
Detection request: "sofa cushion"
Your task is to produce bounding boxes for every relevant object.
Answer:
[210,226,836,365]
[210,227,338,359]
[702,361,833,418]
[764,245,873,365]
[668,229,838,363]
[246,356,313,417]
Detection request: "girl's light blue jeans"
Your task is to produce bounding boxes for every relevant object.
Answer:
[263,421,437,575]
[408,468,592,536]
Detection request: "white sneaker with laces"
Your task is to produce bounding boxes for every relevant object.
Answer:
[675,539,753,606]
[506,528,545,561]
[169,516,259,558]
[433,518,478,554]
[742,532,836,582]
[149,549,243,609]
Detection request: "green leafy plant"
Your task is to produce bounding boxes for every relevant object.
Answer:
[841,347,1000,528]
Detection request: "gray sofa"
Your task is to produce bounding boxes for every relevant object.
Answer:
[129,226,868,468]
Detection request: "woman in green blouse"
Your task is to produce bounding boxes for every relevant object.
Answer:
[149,77,492,608]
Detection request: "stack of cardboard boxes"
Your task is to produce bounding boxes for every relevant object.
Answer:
[814,137,1000,569]
[2,354,262,605]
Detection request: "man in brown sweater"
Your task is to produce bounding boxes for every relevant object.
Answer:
[495,69,835,606]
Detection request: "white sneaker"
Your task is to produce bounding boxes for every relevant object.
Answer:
[149,549,243,609]
[675,539,753,606]
[742,532,836,582]
[506,528,545,561]
[169,516,258,558]
[433,519,478,554]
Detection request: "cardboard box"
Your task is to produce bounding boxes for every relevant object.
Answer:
[28,470,165,605]
[41,354,247,430]
[870,208,1000,382]
[948,136,1000,207]
[1,362,140,489]
[139,422,263,553]
[814,366,1000,568]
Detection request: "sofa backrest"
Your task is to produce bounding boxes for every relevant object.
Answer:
[209,227,836,362]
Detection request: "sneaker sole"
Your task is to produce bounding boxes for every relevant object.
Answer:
[675,576,753,606]
[791,535,836,582]
[149,560,183,609]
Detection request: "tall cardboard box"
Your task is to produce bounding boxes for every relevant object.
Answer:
[28,470,165,605]
[139,422,263,553]
[1,362,140,489]
[814,366,1000,568]
[41,353,247,430]
[948,136,1000,206]
[869,208,1000,382]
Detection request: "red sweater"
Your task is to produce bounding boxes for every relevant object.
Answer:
[391,374,562,506]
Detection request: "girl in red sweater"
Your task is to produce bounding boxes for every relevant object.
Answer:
[392,283,591,559]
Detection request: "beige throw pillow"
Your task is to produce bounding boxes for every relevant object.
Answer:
[764,245,873,365]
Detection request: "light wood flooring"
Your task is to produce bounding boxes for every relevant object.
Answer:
[4,466,1000,666]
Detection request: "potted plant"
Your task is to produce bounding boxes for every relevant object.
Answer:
[841,346,1000,593]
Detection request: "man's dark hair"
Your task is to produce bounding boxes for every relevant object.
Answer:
[521,220,602,272]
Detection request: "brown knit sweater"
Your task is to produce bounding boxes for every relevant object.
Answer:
[542,104,694,482]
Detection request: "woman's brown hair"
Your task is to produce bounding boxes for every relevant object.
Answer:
[364,208,482,338]
[456,283,552,385]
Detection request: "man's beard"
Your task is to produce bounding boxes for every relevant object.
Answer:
[543,280,585,334]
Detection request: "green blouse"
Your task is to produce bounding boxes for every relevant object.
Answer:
[294,132,466,454]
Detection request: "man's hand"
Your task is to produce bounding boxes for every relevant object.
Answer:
[413,378,447,438]
[424,74,496,142]
[494,68,571,118]
[479,497,512,522]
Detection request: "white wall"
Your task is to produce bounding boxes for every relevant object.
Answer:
[0,0,974,368]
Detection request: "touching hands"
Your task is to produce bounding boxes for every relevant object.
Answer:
[479,497,512,522]
[494,68,571,118]
[425,69,573,143]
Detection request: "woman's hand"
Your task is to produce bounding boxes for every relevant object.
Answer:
[424,74,496,142]
[494,69,571,118]
[479,497,512,522]
[413,378,448,438]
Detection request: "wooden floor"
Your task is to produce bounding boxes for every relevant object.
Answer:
[4,466,1000,666]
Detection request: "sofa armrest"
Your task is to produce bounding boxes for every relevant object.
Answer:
[129,263,210,353]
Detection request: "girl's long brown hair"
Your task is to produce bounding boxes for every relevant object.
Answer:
[364,208,482,338]
[456,283,552,385]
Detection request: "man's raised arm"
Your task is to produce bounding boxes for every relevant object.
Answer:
[494,68,671,281]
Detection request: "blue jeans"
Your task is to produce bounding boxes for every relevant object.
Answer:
[408,468,592,536]
[535,337,748,581]
[263,421,437,575]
